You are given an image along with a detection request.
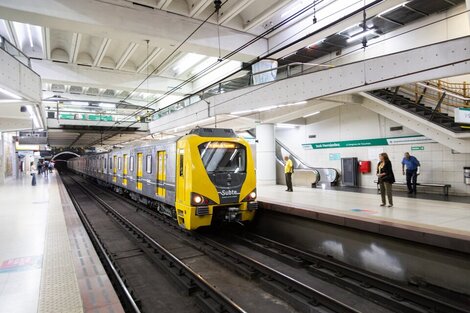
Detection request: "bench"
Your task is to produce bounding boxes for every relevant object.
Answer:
[373,180,451,196]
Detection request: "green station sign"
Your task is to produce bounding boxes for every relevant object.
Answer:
[302,135,434,150]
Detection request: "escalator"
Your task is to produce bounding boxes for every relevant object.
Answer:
[275,139,340,188]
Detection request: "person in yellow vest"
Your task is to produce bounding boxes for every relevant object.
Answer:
[284,156,293,192]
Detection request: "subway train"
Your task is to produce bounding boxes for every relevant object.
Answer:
[68,128,257,230]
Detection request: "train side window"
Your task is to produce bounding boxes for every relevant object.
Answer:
[130,156,134,172]
[104,158,107,170]
[118,157,122,170]
[109,157,112,169]
[146,155,152,173]
[179,152,184,176]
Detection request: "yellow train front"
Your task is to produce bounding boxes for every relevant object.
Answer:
[175,128,257,229]
[68,128,257,230]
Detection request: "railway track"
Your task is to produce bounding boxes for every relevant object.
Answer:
[222,231,470,313]
[65,173,374,313]
[66,172,469,313]
[63,174,247,313]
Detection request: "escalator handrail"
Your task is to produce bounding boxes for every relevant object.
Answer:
[276,139,340,182]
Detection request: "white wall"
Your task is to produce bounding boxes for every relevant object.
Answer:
[275,105,470,195]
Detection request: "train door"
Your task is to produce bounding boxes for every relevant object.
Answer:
[136,152,143,190]
[176,145,185,203]
[113,155,117,183]
[123,154,128,186]
[156,150,166,197]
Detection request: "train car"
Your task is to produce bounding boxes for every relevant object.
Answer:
[68,128,257,230]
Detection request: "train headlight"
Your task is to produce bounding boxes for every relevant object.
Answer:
[193,194,204,205]
[243,189,257,202]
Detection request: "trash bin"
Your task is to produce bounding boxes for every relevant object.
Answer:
[465,167,470,185]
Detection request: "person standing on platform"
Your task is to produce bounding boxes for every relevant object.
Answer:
[402,152,421,194]
[30,162,37,186]
[284,156,294,192]
[376,153,395,207]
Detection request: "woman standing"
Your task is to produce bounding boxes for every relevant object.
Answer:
[377,153,395,207]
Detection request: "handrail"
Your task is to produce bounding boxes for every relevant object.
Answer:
[0,34,32,68]
[153,61,330,120]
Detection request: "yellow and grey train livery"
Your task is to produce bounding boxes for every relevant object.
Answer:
[68,128,257,230]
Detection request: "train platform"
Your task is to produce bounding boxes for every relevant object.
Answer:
[258,185,470,253]
[0,172,124,313]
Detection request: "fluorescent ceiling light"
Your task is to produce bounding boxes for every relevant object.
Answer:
[276,123,298,129]
[378,1,410,17]
[26,24,33,48]
[173,53,206,75]
[346,29,376,43]
[0,87,22,99]
[70,101,89,106]
[191,57,218,75]
[26,105,40,129]
[231,109,254,115]
[307,39,324,49]
[99,103,116,109]
[0,99,22,103]
[173,117,214,132]
[303,111,320,118]
[287,101,307,106]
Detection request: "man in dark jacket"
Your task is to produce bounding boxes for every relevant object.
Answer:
[402,152,421,194]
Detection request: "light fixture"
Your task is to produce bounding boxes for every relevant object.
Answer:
[172,53,206,75]
[26,105,40,129]
[99,102,116,109]
[0,87,22,99]
[26,24,33,48]
[377,1,410,17]
[70,101,89,106]
[346,29,376,43]
[0,99,22,103]
[287,101,307,106]
[276,123,298,129]
[303,111,320,118]
[191,57,218,75]
[307,39,324,49]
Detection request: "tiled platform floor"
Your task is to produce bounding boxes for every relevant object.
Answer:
[258,185,470,237]
[0,173,123,313]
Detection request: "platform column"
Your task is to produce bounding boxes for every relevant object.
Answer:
[0,132,4,184]
[255,123,276,185]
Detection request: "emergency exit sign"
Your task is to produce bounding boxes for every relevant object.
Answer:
[411,146,424,151]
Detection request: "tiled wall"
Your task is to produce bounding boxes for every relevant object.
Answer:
[275,105,470,195]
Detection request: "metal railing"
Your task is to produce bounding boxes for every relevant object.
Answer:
[0,35,31,68]
[45,108,152,123]
[152,62,333,120]
[397,80,470,117]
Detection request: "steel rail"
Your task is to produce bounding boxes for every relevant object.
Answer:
[68,175,247,313]
[235,232,470,313]
[62,176,142,313]
[80,179,361,313]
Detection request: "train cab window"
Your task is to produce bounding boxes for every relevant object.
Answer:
[118,157,122,170]
[146,155,152,173]
[179,150,184,176]
[130,156,134,172]
[198,142,246,173]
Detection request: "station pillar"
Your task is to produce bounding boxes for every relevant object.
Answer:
[255,123,276,185]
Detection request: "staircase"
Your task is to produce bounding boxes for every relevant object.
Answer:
[368,88,470,133]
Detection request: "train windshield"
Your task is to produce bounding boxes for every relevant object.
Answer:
[198,141,246,173]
